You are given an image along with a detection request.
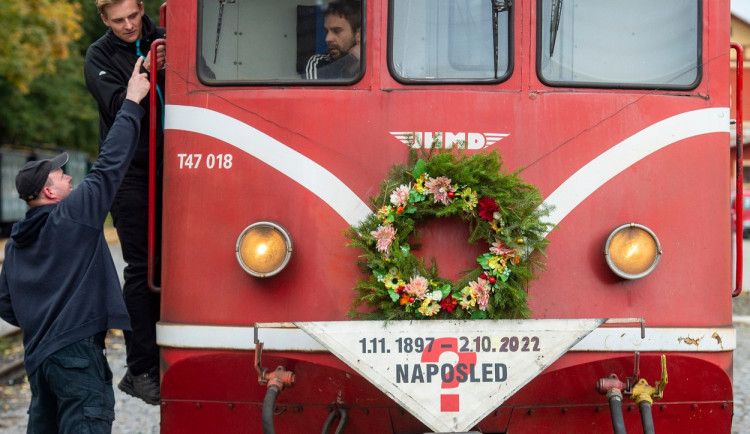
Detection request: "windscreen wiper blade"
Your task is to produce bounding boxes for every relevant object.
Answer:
[491,1,512,78]
[214,0,236,64]
[550,0,563,56]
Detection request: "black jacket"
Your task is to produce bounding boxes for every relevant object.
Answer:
[0,101,144,375]
[84,15,165,179]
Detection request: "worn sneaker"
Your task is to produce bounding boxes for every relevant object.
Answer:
[118,368,161,405]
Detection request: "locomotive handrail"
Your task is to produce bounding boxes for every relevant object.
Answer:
[148,38,166,293]
[732,41,744,297]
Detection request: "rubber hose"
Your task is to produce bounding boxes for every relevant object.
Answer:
[639,401,655,434]
[607,390,627,434]
[322,409,338,434]
[262,385,281,434]
[334,408,348,434]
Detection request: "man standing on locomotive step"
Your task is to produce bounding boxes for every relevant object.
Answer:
[0,59,150,433]
[84,0,165,405]
[305,0,362,79]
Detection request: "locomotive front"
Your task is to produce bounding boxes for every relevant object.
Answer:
[155,1,735,432]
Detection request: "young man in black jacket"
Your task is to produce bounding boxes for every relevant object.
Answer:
[84,0,165,405]
[0,59,150,433]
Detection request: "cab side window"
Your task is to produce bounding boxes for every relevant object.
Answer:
[198,0,364,84]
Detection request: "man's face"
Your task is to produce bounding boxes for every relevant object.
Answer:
[101,0,145,44]
[324,14,359,60]
[45,169,73,202]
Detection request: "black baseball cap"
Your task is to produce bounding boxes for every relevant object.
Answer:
[16,152,69,201]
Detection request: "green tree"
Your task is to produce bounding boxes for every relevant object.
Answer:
[0,0,165,152]
[0,54,99,153]
[0,0,82,93]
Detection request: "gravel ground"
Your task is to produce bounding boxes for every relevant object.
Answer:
[731,294,750,434]
[0,329,160,434]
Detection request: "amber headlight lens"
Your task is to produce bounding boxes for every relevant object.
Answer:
[236,222,292,277]
[604,223,662,279]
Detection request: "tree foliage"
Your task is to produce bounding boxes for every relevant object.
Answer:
[0,54,99,153]
[0,0,163,152]
[0,0,83,93]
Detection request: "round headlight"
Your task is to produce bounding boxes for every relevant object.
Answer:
[604,223,662,279]
[236,222,292,277]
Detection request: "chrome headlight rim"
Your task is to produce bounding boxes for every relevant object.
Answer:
[235,221,293,278]
[604,222,662,280]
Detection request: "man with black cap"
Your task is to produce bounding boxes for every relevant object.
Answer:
[0,58,150,433]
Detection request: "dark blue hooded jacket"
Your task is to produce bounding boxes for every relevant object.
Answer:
[0,100,143,374]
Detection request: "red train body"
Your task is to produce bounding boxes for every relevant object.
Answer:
[154,1,737,432]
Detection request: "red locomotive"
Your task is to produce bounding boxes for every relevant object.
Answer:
[152,1,737,432]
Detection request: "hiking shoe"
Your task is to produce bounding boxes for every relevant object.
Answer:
[118,368,161,405]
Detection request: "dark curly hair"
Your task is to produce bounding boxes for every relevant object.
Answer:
[324,0,362,34]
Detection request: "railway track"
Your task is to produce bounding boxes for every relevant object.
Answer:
[0,326,25,386]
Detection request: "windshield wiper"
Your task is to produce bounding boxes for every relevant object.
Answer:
[550,0,563,56]
[214,0,236,64]
[491,0,512,78]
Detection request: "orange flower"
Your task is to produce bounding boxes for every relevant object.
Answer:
[399,293,411,305]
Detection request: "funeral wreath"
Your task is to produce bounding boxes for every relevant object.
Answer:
[346,147,554,320]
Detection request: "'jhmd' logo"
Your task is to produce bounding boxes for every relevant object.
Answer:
[390,132,509,150]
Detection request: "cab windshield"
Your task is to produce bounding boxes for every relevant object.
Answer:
[538,0,700,88]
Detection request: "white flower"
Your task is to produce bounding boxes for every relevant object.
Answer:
[389,184,412,207]
[428,290,443,301]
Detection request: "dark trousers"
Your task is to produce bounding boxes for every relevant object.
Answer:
[27,337,114,433]
[110,177,161,375]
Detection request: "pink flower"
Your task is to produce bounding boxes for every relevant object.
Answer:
[405,275,429,298]
[424,176,455,205]
[490,240,514,256]
[390,184,411,207]
[371,225,396,253]
[470,278,491,310]
[478,198,499,221]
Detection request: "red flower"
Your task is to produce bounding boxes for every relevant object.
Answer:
[478,197,499,221]
[440,295,458,313]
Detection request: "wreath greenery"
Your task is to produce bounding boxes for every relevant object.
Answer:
[346,146,554,321]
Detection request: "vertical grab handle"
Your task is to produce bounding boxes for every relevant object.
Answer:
[149,39,166,293]
[732,41,744,297]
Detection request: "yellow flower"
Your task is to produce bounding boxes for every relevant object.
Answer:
[461,188,478,211]
[418,299,440,316]
[414,173,426,194]
[459,286,477,309]
[383,269,405,290]
[487,256,503,271]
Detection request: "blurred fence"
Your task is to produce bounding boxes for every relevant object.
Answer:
[0,147,90,237]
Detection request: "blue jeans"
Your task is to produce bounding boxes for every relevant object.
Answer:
[27,336,115,434]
